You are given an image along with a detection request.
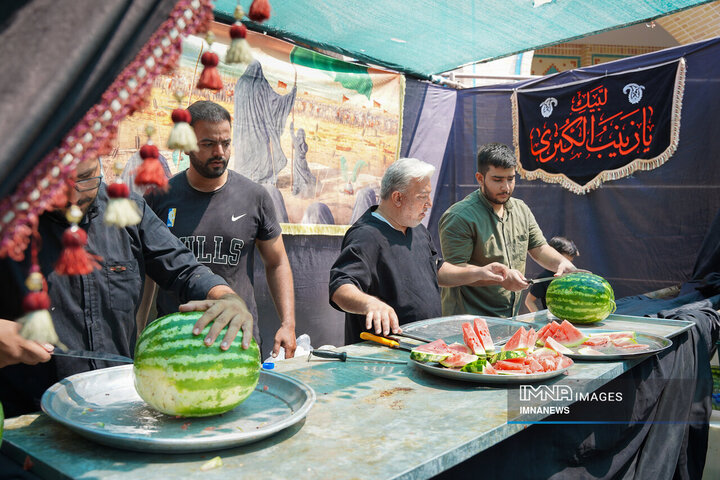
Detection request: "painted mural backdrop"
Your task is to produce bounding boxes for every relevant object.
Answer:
[512,59,685,194]
[114,25,404,230]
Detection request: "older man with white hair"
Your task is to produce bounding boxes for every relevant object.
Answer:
[329,158,508,344]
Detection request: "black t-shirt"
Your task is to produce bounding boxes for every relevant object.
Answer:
[329,206,443,344]
[146,170,281,344]
[529,268,555,309]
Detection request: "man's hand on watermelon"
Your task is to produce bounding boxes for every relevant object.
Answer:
[501,269,530,291]
[0,319,54,368]
[179,287,254,350]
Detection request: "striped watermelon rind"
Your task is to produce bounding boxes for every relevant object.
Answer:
[133,311,260,417]
[546,273,616,324]
[410,349,449,363]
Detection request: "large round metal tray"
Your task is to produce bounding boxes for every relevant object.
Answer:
[41,364,315,453]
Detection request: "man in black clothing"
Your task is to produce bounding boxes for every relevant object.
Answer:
[329,157,508,344]
[0,156,253,418]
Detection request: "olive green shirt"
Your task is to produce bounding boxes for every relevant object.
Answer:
[439,190,546,317]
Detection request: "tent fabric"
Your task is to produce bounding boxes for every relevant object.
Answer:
[429,36,720,299]
[214,0,715,78]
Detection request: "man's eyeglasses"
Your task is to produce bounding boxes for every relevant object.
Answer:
[198,139,232,150]
[74,175,103,192]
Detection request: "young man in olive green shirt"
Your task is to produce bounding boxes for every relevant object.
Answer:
[439,143,577,317]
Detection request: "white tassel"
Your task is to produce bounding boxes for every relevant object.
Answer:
[105,197,142,227]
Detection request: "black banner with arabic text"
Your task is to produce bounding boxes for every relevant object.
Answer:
[513,60,684,194]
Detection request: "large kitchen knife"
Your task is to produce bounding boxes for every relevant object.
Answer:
[51,349,133,363]
[359,332,417,352]
[525,275,557,285]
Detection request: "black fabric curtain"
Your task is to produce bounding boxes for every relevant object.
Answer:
[0,0,178,199]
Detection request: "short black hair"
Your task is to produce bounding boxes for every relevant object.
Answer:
[548,236,579,257]
[476,143,517,175]
[187,100,231,125]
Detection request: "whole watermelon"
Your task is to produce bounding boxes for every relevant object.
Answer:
[134,311,260,417]
[546,272,616,324]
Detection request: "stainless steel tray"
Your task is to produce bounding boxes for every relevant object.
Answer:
[563,331,672,361]
[411,359,570,384]
[41,364,315,453]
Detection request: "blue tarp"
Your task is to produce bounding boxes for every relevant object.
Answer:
[215,0,716,78]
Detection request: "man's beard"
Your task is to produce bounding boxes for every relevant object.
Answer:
[481,185,511,205]
[190,153,228,178]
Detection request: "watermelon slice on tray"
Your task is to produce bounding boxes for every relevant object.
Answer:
[462,322,485,356]
[409,339,452,363]
[547,321,588,348]
[472,317,496,352]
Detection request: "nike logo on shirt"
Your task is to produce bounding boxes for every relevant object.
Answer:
[231,214,246,222]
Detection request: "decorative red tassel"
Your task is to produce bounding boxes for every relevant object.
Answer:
[168,108,198,151]
[55,225,101,275]
[197,52,223,91]
[134,144,169,191]
[226,23,253,64]
[248,0,271,23]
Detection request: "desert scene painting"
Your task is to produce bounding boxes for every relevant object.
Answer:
[111,27,403,228]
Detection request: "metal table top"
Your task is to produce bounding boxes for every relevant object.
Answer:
[1,314,694,480]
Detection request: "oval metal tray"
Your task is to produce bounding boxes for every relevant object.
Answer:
[411,359,570,384]
[41,364,315,453]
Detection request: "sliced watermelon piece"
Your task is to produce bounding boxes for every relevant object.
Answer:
[558,356,574,368]
[617,343,650,351]
[582,336,609,347]
[495,360,526,371]
[460,357,488,373]
[526,328,538,351]
[440,352,479,368]
[578,346,604,356]
[502,327,526,351]
[462,322,486,356]
[605,331,637,340]
[526,357,544,373]
[536,321,560,346]
[529,347,560,358]
[482,363,497,374]
[472,317,496,352]
[611,337,638,347]
[545,337,573,355]
[549,320,588,347]
[409,339,451,363]
[447,342,472,354]
[488,350,526,364]
[539,356,559,372]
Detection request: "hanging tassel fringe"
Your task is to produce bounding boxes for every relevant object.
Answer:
[134,144,168,191]
[55,225,101,275]
[197,51,223,90]
[226,23,253,64]
[168,109,198,151]
[105,182,142,227]
[248,0,271,23]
